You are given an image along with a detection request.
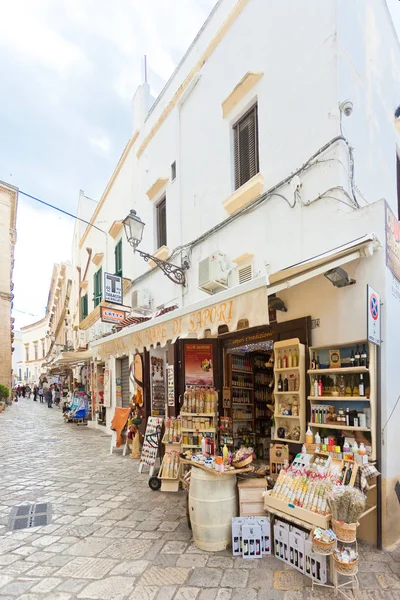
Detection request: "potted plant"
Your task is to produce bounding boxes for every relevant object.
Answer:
[0,385,10,410]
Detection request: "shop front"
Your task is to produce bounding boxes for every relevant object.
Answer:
[90,233,387,550]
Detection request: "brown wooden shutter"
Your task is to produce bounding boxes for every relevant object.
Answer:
[234,105,259,190]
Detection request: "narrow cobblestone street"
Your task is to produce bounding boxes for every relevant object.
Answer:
[0,400,399,600]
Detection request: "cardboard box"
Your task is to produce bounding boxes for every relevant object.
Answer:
[270,443,289,479]
[242,520,263,559]
[289,531,305,573]
[274,522,289,563]
[304,539,327,584]
[257,516,271,555]
[232,517,245,556]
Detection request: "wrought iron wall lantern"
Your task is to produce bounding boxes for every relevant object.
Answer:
[123,209,188,286]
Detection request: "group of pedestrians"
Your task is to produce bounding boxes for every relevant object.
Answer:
[17,384,62,408]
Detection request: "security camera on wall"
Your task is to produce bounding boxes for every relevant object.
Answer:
[339,100,354,117]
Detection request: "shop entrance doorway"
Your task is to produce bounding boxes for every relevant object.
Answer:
[120,357,130,408]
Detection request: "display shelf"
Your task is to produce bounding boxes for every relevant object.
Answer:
[308,422,370,432]
[232,402,252,405]
[233,418,252,422]
[275,415,301,420]
[231,385,253,390]
[307,367,369,375]
[181,428,215,433]
[181,443,201,448]
[308,396,369,402]
[359,505,376,520]
[308,340,377,463]
[180,412,216,417]
[232,369,252,374]
[273,338,306,444]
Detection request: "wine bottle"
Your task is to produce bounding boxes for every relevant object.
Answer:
[361,344,368,368]
[311,352,316,370]
[282,352,288,368]
[278,375,283,392]
[283,376,288,392]
[350,350,355,367]
[359,374,365,397]
[355,345,361,367]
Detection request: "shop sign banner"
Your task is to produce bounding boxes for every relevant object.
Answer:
[104,272,123,305]
[93,286,268,358]
[367,284,381,346]
[103,368,111,407]
[385,201,400,282]
[100,306,127,325]
[185,343,213,386]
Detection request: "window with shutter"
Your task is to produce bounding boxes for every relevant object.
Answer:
[81,294,88,320]
[157,197,167,249]
[233,104,259,190]
[93,268,102,308]
[115,239,122,277]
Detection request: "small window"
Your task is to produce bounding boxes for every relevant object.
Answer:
[156,197,167,249]
[34,343,38,361]
[397,154,400,219]
[171,161,177,181]
[233,104,259,190]
[42,340,45,358]
[25,346,29,362]
[81,293,89,320]
[115,239,122,277]
[93,268,102,308]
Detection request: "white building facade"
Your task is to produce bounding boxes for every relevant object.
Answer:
[71,0,400,546]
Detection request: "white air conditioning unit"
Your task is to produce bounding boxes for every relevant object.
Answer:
[198,252,229,294]
[131,289,151,314]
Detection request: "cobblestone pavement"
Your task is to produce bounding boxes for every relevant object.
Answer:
[1,400,400,600]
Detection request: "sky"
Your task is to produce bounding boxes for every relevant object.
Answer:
[2,0,400,330]
[0,0,217,329]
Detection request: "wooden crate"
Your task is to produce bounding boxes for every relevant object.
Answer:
[238,478,267,517]
[263,491,331,529]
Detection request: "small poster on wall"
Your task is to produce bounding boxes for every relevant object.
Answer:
[167,365,175,407]
[103,368,111,407]
[185,343,213,386]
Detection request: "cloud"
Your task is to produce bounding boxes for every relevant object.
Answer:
[0,0,91,74]
[89,135,111,155]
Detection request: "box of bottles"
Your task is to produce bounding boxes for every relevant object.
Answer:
[242,520,262,559]
[304,539,327,584]
[232,517,245,556]
[257,516,271,555]
[231,516,271,557]
[274,521,289,563]
[289,530,305,573]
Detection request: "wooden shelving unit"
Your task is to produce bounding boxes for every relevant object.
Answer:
[308,340,378,545]
[273,338,306,444]
[180,390,218,451]
[307,340,376,460]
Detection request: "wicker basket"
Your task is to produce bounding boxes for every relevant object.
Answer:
[232,455,253,469]
[331,519,358,543]
[333,554,359,576]
[311,530,336,555]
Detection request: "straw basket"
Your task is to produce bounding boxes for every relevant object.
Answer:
[331,519,358,542]
[311,530,336,555]
[333,554,359,576]
[232,455,253,469]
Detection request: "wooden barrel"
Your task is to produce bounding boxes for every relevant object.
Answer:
[189,466,238,551]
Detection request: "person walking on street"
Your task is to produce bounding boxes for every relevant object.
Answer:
[17,385,21,398]
[33,385,38,401]
[21,385,26,399]
[54,386,61,408]
[39,386,44,403]
[45,386,53,408]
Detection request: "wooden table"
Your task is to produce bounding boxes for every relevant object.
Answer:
[179,458,254,476]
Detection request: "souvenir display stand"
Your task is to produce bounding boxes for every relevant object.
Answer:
[180,388,218,452]
[160,417,182,492]
[273,339,306,444]
[138,416,164,476]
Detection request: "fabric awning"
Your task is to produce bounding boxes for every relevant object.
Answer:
[51,350,93,366]
[267,233,379,295]
[91,275,270,359]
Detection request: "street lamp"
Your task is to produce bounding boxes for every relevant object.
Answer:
[123,209,188,286]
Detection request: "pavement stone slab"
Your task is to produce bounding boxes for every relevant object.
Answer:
[77,575,136,600]
[55,556,118,579]
[188,568,222,588]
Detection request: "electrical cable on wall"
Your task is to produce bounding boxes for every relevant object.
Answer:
[381,394,400,445]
